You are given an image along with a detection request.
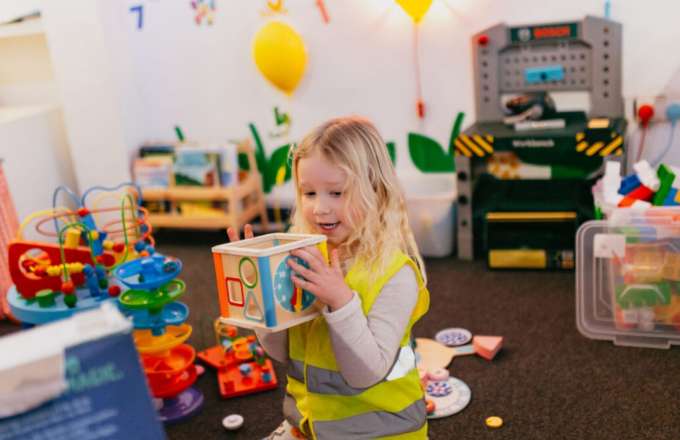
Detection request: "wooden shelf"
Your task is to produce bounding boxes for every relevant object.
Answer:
[142,174,260,201]
[139,141,269,232]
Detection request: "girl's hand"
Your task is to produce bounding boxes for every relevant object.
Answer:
[288,247,353,311]
[227,224,254,242]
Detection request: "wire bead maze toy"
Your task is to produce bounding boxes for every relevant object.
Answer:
[6,183,153,324]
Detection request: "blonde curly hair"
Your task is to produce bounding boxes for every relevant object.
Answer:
[289,116,426,284]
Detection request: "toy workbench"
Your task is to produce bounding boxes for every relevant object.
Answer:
[455,15,627,269]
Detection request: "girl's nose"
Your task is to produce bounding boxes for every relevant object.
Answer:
[313,198,330,214]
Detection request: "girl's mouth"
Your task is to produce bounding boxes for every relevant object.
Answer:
[318,222,339,231]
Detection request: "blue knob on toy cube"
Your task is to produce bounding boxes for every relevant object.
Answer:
[239,364,252,376]
[262,372,272,383]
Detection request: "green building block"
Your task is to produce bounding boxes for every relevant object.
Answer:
[615,281,671,309]
[653,164,676,206]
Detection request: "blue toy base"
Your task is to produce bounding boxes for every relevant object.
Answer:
[7,285,118,325]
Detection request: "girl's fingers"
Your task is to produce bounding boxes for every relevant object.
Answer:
[291,275,318,295]
[287,258,319,283]
[227,225,254,242]
[244,224,254,239]
[291,248,324,272]
[331,249,341,270]
[227,227,239,242]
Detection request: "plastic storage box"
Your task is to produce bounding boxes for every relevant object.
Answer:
[576,208,680,348]
[401,174,457,258]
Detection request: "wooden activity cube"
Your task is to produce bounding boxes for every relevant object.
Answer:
[212,233,327,332]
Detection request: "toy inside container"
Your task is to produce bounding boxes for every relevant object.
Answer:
[576,207,680,348]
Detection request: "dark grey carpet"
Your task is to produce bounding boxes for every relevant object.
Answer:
[2,228,680,439]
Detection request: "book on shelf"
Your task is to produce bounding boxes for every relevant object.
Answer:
[132,156,173,189]
[137,142,239,188]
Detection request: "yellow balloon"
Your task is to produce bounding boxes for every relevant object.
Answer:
[395,0,433,23]
[253,21,307,95]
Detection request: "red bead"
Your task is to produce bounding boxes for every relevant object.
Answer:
[98,253,116,267]
[113,242,126,253]
[478,34,489,46]
[108,285,121,297]
[61,281,75,294]
[77,207,90,217]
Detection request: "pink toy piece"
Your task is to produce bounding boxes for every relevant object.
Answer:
[473,335,503,361]
[428,367,450,381]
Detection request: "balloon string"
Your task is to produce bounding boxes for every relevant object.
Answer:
[414,25,425,119]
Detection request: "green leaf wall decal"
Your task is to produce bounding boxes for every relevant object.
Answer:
[408,113,465,173]
[408,133,455,172]
[247,123,293,193]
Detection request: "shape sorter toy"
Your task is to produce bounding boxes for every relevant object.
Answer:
[211,233,328,331]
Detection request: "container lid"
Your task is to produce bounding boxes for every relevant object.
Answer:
[576,218,680,348]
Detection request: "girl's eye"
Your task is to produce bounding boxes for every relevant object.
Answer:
[303,192,315,197]
[330,191,342,197]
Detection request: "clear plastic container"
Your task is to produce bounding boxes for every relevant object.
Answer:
[576,209,680,348]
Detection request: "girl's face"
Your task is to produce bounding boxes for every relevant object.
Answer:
[297,151,354,248]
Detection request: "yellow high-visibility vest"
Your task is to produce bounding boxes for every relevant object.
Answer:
[287,250,430,439]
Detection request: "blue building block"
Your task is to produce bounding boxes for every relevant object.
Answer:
[663,187,680,206]
[619,174,641,195]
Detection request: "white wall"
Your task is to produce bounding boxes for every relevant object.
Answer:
[39,0,680,191]
[0,106,76,219]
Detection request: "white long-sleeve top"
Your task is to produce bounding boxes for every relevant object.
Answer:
[255,264,419,388]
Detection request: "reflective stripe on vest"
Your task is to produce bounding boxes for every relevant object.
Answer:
[312,399,426,440]
[288,358,305,383]
[288,345,418,396]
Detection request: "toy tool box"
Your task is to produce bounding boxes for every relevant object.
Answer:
[576,209,680,348]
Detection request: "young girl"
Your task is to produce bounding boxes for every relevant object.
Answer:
[227,116,430,439]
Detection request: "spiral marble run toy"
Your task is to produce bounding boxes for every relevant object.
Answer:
[6,183,153,324]
[197,319,278,398]
[115,248,203,423]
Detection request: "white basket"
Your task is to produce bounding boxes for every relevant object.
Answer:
[401,174,457,257]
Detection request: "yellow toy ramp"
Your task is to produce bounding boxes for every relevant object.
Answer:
[134,324,192,354]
